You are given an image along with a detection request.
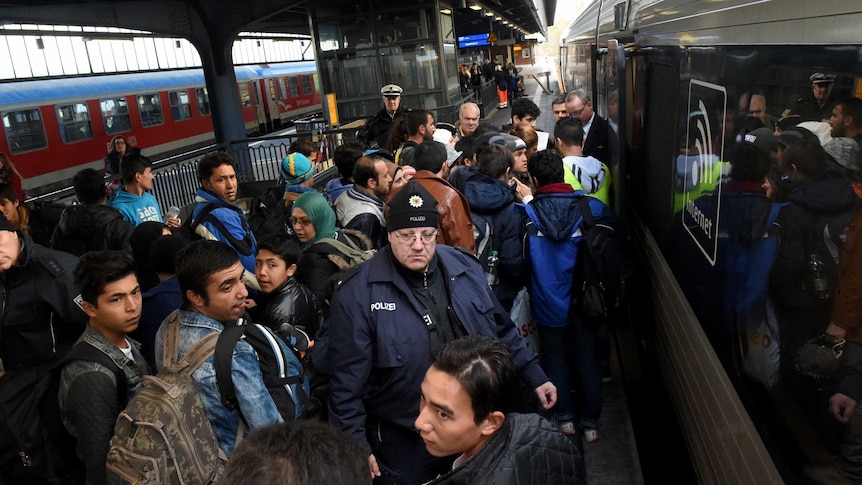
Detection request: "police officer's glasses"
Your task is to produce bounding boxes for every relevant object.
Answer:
[394,231,438,246]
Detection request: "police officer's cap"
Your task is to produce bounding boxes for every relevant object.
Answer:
[381,84,403,97]
[810,73,835,85]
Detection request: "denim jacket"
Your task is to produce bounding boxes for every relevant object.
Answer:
[59,326,149,485]
[154,310,283,456]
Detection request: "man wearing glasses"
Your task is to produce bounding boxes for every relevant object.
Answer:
[327,181,556,485]
[565,90,610,164]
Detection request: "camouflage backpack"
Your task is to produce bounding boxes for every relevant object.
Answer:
[106,312,226,484]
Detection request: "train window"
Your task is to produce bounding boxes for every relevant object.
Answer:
[288,77,299,98]
[137,94,164,128]
[56,103,93,144]
[196,88,211,116]
[301,75,313,95]
[100,97,131,135]
[238,83,251,107]
[278,78,288,99]
[169,90,192,122]
[2,109,47,154]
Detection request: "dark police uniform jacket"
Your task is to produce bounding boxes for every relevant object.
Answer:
[327,245,548,453]
[0,232,86,370]
[361,106,406,149]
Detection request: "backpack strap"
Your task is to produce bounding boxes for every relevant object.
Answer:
[191,202,255,256]
[162,310,182,369]
[63,341,128,408]
[578,196,596,229]
[176,332,220,375]
[316,237,368,263]
[214,325,247,411]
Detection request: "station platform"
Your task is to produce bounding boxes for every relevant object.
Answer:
[479,66,645,484]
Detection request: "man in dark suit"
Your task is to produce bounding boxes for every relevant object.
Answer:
[566,90,609,164]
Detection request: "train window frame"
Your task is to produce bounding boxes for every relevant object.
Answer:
[136,93,165,128]
[100,97,132,135]
[2,108,48,155]
[288,77,300,98]
[301,75,313,96]
[56,102,94,145]
[195,88,211,116]
[168,90,193,122]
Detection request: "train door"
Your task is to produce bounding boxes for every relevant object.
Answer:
[252,81,266,134]
[597,38,628,215]
[266,78,280,130]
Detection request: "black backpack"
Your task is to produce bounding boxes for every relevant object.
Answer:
[28,200,67,247]
[247,185,293,240]
[178,202,255,257]
[571,196,632,321]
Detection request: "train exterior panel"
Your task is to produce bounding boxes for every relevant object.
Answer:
[563,1,862,482]
[0,61,320,194]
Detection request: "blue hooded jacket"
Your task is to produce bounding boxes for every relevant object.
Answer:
[524,191,617,327]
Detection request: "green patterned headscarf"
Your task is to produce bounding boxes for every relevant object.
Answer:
[293,191,338,252]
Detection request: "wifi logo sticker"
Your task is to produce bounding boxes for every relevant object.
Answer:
[682,79,726,266]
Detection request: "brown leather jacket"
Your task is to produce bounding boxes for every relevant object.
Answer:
[393,170,476,254]
[832,199,862,343]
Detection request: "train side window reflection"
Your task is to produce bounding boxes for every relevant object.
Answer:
[169,90,192,122]
[2,109,47,154]
[100,97,131,135]
[56,103,93,144]
[278,78,288,99]
[137,93,164,128]
[196,88,211,116]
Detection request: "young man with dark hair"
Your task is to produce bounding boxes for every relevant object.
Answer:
[509,97,541,130]
[329,182,555,485]
[406,140,476,253]
[416,335,584,485]
[288,138,319,162]
[190,151,258,274]
[828,97,862,148]
[52,168,133,256]
[223,421,371,485]
[60,250,150,485]
[398,109,436,166]
[552,95,568,123]
[333,155,392,248]
[523,149,617,443]
[109,153,164,227]
[555,117,612,205]
[154,240,294,456]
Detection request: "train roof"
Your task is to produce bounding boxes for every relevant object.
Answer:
[0,60,316,111]
[562,0,862,47]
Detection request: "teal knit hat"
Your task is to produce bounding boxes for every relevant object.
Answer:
[280,152,314,185]
[293,191,338,251]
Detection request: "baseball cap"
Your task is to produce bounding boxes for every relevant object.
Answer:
[743,127,779,157]
[824,137,862,172]
[778,126,817,147]
[381,84,403,97]
[474,132,527,155]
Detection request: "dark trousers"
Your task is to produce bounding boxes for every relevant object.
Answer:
[369,419,454,485]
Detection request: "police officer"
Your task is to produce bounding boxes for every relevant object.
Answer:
[327,181,556,485]
[783,72,836,122]
[361,84,406,149]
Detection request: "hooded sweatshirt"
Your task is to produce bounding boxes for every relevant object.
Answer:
[562,155,611,205]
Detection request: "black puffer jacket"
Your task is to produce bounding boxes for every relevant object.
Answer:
[429,413,585,485]
[251,277,324,340]
[50,204,133,257]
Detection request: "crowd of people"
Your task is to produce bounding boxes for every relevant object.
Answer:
[0,68,624,484]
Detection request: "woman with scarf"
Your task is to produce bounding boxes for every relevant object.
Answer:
[291,191,372,308]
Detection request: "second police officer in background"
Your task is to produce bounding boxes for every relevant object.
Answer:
[361,84,406,149]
